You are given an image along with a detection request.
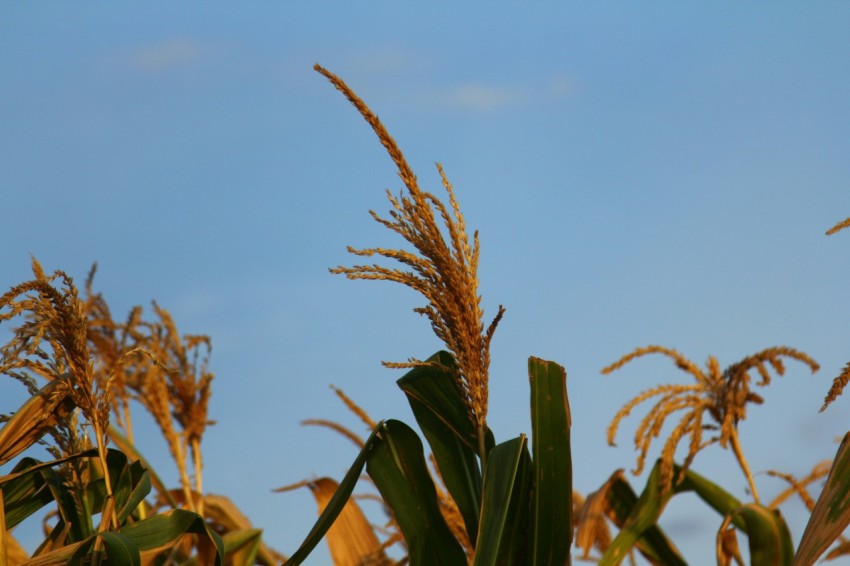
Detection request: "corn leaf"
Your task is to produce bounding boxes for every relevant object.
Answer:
[283,423,383,565]
[83,449,151,526]
[220,528,263,566]
[678,464,744,520]
[473,435,532,566]
[109,425,178,509]
[0,378,74,468]
[100,531,141,566]
[600,471,686,565]
[68,531,141,566]
[22,509,221,565]
[729,504,793,566]
[396,351,478,450]
[0,457,54,529]
[1,530,29,565]
[600,460,793,565]
[366,419,467,565]
[21,539,86,565]
[794,431,850,566]
[115,460,150,525]
[397,351,483,544]
[600,461,741,565]
[528,356,572,565]
[119,508,224,563]
[40,464,93,542]
[306,478,388,566]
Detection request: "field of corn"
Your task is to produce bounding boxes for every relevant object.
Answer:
[1,60,849,565]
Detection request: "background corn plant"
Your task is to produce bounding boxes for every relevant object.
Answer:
[0,260,283,565]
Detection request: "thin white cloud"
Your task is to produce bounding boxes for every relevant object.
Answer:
[547,74,573,98]
[131,38,207,72]
[438,82,526,111]
[431,74,574,112]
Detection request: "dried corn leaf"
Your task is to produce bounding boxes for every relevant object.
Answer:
[2,530,30,565]
[308,478,390,566]
[0,378,74,467]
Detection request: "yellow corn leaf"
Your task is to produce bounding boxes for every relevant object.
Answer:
[308,478,390,566]
[0,379,74,467]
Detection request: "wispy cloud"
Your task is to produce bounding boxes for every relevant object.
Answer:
[431,74,574,112]
[547,73,573,97]
[438,82,526,111]
[131,38,208,72]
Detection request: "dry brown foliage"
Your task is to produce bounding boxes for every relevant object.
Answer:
[603,345,819,499]
[573,486,615,563]
[716,515,746,566]
[316,64,504,465]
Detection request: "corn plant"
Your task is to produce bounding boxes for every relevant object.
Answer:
[283,65,850,565]
[0,260,283,565]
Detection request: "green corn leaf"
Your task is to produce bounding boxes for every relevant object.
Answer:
[106,449,133,519]
[109,425,178,509]
[0,450,102,543]
[24,509,222,565]
[679,468,796,562]
[94,449,151,525]
[600,471,686,565]
[116,461,151,525]
[600,460,793,565]
[100,531,141,566]
[366,419,467,565]
[84,449,148,524]
[283,422,383,565]
[727,504,793,566]
[794,431,850,566]
[677,464,744,521]
[398,351,482,544]
[397,351,478,449]
[599,460,675,565]
[68,531,141,566]
[600,461,743,565]
[40,463,93,542]
[59,448,148,534]
[528,356,572,566]
[0,457,55,529]
[473,435,532,566]
[119,508,224,564]
[221,528,263,566]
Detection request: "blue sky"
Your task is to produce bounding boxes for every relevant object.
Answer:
[2,2,850,562]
